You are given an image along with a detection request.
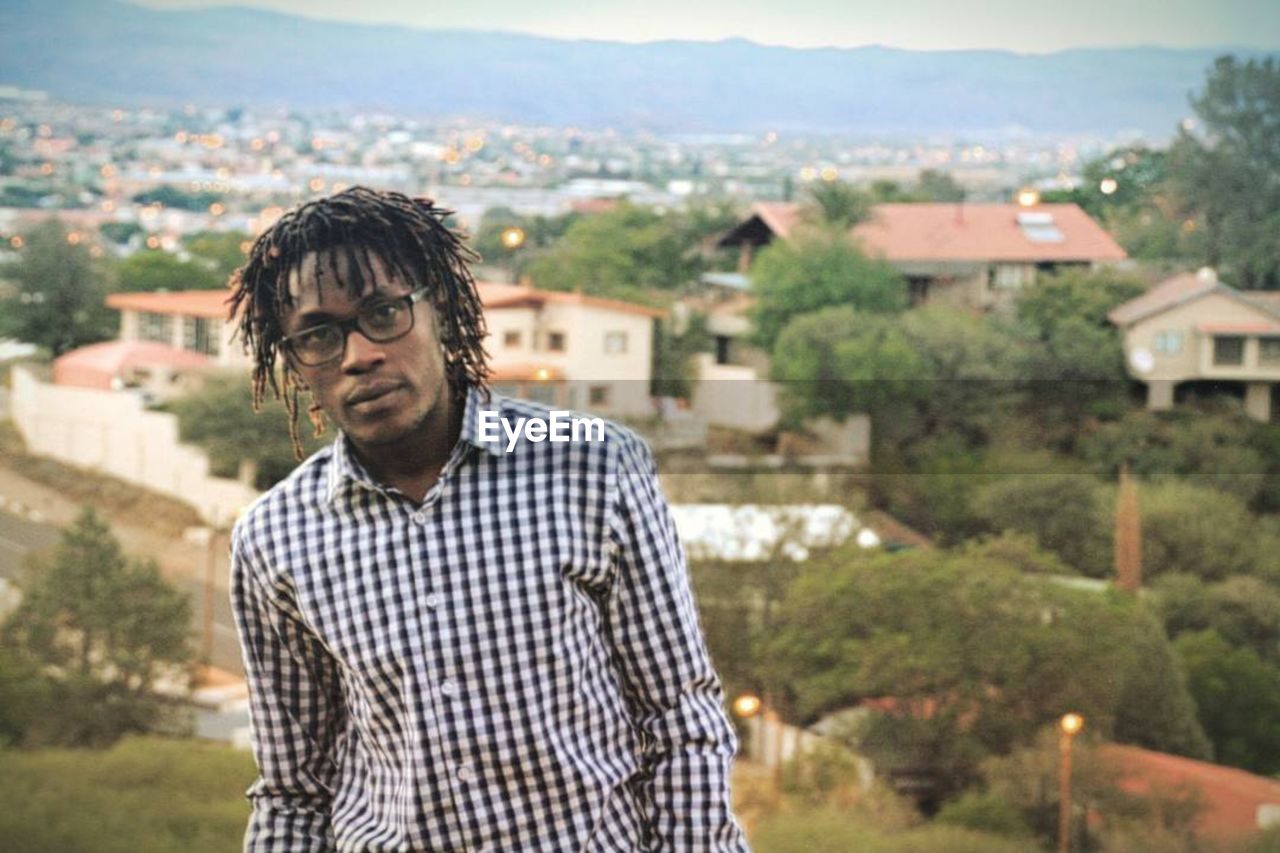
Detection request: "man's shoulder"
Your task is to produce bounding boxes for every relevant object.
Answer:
[232,441,336,548]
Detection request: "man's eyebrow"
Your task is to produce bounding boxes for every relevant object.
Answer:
[288,289,401,330]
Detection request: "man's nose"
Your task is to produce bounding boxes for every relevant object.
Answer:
[340,327,386,372]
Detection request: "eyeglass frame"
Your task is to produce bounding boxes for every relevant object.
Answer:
[281,286,432,367]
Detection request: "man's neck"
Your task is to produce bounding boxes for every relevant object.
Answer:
[350,387,465,504]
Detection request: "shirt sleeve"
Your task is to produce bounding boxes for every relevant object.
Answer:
[604,435,749,852]
[230,522,346,852]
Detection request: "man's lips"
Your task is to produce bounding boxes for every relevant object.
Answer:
[345,381,404,407]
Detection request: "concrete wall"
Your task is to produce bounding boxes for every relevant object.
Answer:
[10,367,259,524]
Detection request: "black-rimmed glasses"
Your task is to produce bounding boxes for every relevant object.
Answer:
[282,287,430,366]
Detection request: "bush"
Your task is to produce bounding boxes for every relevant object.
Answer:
[934,790,1031,838]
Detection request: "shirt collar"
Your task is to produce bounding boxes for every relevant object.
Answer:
[326,382,504,506]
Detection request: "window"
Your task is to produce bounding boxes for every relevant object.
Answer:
[588,385,610,406]
[604,331,627,354]
[1213,336,1245,366]
[547,331,566,352]
[503,330,522,348]
[1154,330,1184,355]
[139,312,172,344]
[1260,337,1280,367]
[992,265,1030,290]
[714,335,732,366]
[183,316,219,356]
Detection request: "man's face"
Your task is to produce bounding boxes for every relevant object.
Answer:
[281,249,450,452]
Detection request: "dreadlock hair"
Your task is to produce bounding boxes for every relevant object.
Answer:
[228,186,491,460]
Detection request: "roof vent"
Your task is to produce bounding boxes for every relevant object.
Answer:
[1197,267,1218,285]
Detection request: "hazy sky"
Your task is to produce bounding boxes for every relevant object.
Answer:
[135,0,1280,53]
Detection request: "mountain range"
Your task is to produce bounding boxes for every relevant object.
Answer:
[1,0,1273,137]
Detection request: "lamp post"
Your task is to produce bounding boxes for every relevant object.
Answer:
[1058,712,1084,853]
[733,692,786,786]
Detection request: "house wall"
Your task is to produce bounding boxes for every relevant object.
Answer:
[1125,293,1280,382]
[485,302,655,416]
[10,366,259,524]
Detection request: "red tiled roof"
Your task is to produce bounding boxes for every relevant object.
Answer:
[731,201,1126,264]
[1102,744,1280,843]
[52,340,209,389]
[106,289,237,319]
[852,203,1127,263]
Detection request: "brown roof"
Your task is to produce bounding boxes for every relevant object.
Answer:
[724,201,1126,264]
[106,289,236,319]
[1103,744,1280,843]
[1108,270,1280,327]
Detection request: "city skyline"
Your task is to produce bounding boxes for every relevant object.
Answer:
[133,0,1280,53]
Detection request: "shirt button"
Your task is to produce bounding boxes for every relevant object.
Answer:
[411,511,427,525]
[456,764,474,783]
[440,679,459,697]
[424,593,441,609]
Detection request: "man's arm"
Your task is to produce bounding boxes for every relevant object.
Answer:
[230,523,346,852]
[604,435,748,851]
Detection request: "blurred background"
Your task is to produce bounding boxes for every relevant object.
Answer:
[1,1,1279,850]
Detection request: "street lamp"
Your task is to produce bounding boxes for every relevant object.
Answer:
[733,692,787,785]
[1058,712,1085,853]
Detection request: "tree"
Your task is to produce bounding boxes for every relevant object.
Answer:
[765,541,1208,800]
[1168,55,1280,289]
[184,230,253,280]
[1175,630,1280,774]
[168,372,327,489]
[1152,573,1280,664]
[1076,409,1270,507]
[3,508,192,746]
[915,169,967,203]
[1139,481,1265,581]
[803,180,875,228]
[526,202,691,302]
[970,470,1112,576]
[470,207,579,276]
[131,185,223,212]
[0,218,116,355]
[115,249,223,292]
[750,229,906,350]
[651,310,711,399]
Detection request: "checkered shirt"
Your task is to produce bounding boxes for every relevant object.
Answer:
[230,384,747,852]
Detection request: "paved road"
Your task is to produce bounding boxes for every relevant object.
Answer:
[0,507,60,580]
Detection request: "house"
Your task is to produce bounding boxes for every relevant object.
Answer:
[717,201,1128,310]
[87,281,662,417]
[475,281,663,417]
[1108,268,1280,422]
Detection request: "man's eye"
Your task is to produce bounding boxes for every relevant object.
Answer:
[296,325,339,349]
[364,301,403,328]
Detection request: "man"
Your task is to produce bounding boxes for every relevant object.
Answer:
[227,187,746,851]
